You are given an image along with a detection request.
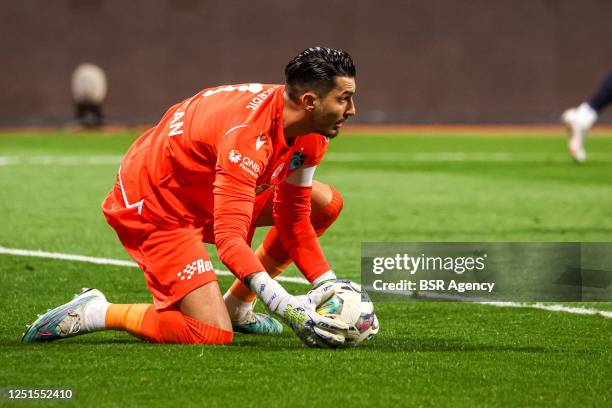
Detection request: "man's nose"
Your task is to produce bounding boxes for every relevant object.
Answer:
[346,98,356,117]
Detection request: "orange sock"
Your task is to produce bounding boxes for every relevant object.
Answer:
[105,304,151,338]
[105,304,233,344]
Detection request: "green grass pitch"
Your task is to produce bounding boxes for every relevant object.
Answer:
[1,129,611,407]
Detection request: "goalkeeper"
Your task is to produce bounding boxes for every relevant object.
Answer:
[22,47,357,348]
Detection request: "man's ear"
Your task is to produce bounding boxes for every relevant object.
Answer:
[301,92,317,112]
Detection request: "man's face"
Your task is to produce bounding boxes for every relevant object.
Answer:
[310,76,356,138]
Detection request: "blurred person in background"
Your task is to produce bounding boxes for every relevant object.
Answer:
[71,63,107,128]
[562,71,612,162]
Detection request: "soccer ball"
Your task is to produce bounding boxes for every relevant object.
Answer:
[316,279,379,347]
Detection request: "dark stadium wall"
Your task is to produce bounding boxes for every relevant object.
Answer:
[2,0,612,125]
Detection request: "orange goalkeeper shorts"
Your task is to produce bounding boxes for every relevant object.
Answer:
[101,184,218,310]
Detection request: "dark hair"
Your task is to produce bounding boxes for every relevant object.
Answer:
[285,47,356,101]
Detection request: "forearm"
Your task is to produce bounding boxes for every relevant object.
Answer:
[216,236,265,281]
[245,272,290,314]
[213,171,265,280]
[274,182,331,281]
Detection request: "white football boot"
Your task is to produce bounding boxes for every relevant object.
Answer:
[22,288,108,343]
[561,102,598,162]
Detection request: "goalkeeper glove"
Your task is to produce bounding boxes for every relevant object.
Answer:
[247,272,348,348]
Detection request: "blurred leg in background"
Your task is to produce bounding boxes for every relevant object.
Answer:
[562,71,612,162]
[75,101,104,128]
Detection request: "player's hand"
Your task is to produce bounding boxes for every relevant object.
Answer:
[248,272,348,348]
[297,282,349,348]
[279,289,348,348]
[294,279,336,309]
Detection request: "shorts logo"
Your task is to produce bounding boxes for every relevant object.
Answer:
[177,259,214,281]
[229,149,242,163]
[289,152,307,170]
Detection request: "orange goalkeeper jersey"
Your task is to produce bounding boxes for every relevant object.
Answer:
[115,84,330,280]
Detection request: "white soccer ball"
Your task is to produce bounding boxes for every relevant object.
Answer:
[316,279,379,347]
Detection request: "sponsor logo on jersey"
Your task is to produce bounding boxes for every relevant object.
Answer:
[177,259,214,281]
[229,149,261,178]
[246,87,278,110]
[229,149,242,163]
[289,151,307,170]
[240,156,261,178]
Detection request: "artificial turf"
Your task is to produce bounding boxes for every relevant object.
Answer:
[1,129,610,406]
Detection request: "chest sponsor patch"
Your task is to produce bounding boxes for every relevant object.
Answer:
[229,149,242,163]
[228,149,260,178]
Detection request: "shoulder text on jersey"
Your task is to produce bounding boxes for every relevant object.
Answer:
[246,87,278,110]
[168,100,191,137]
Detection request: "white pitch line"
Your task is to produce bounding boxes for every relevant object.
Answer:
[0,245,308,285]
[483,301,612,319]
[1,245,611,318]
[0,246,138,267]
[324,152,612,163]
[3,152,612,166]
[0,155,123,166]
[414,291,612,318]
